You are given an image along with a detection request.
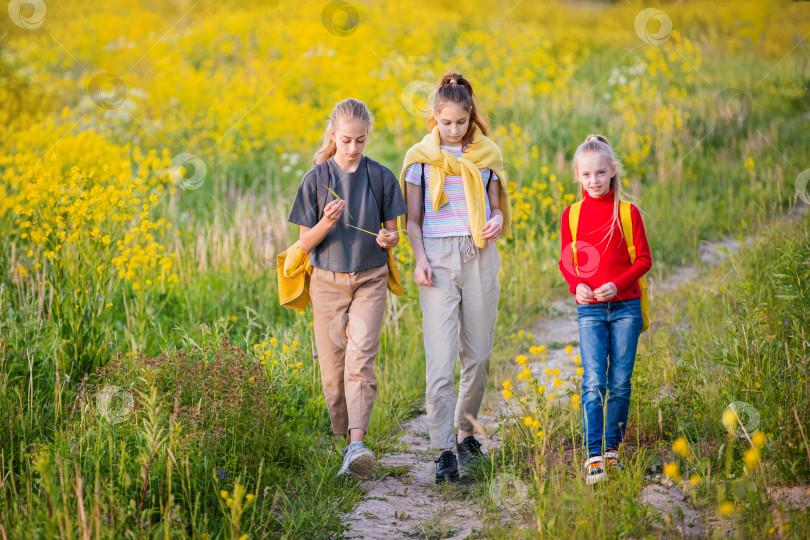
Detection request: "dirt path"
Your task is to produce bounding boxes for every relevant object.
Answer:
[343,411,501,539]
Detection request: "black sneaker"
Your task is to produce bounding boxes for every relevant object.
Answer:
[456,435,485,468]
[434,450,459,484]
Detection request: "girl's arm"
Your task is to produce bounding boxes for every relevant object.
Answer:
[405,182,432,286]
[605,204,652,291]
[482,173,503,241]
[298,199,346,254]
[558,206,594,303]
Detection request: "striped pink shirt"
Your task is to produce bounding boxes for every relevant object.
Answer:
[404,145,499,237]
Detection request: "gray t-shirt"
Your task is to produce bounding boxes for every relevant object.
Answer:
[288,156,408,273]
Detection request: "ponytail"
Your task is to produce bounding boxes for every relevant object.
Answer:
[313,98,373,165]
[428,72,489,147]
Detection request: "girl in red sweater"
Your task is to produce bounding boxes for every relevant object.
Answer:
[559,134,652,485]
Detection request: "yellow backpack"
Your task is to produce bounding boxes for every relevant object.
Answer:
[568,200,649,332]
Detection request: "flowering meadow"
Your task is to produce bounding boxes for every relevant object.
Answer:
[1,0,809,537]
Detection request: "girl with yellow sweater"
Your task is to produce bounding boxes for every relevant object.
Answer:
[399,72,511,483]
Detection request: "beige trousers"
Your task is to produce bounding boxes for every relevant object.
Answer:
[310,264,388,436]
[420,236,501,449]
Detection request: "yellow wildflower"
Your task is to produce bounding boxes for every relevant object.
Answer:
[663,462,680,480]
[717,501,734,515]
[722,408,738,431]
[743,448,760,470]
[672,437,690,458]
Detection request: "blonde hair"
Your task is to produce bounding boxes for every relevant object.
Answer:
[313,98,373,165]
[571,134,625,246]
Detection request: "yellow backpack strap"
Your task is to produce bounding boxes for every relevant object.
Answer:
[620,201,647,288]
[619,202,635,262]
[568,201,583,277]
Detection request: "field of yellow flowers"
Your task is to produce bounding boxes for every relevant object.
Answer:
[1,0,808,537]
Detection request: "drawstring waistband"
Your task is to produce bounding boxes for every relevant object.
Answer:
[460,236,477,263]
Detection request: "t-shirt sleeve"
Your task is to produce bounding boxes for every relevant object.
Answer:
[403,163,424,186]
[485,170,499,182]
[382,168,409,221]
[287,171,319,228]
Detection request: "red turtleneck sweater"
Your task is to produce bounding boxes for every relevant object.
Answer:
[558,188,652,304]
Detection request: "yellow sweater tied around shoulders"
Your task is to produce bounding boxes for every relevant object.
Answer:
[398,125,512,248]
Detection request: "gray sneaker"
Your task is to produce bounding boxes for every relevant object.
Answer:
[337,441,376,479]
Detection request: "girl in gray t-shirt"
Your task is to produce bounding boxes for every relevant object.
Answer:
[288,98,407,480]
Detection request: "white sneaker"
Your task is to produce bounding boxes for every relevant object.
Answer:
[585,455,607,485]
[337,441,376,479]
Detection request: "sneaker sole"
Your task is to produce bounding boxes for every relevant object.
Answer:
[586,471,607,485]
[347,451,376,478]
[435,471,460,484]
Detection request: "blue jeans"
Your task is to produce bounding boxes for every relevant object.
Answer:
[577,298,644,456]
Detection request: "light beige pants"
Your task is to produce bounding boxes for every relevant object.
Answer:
[420,236,500,449]
[310,264,388,436]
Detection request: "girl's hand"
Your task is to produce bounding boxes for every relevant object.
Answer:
[414,258,433,286]
[593,282,617,302]
[377,228,399,249]
[323,200,345,223]
[482,215,503,241]
[575,283,596,304]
